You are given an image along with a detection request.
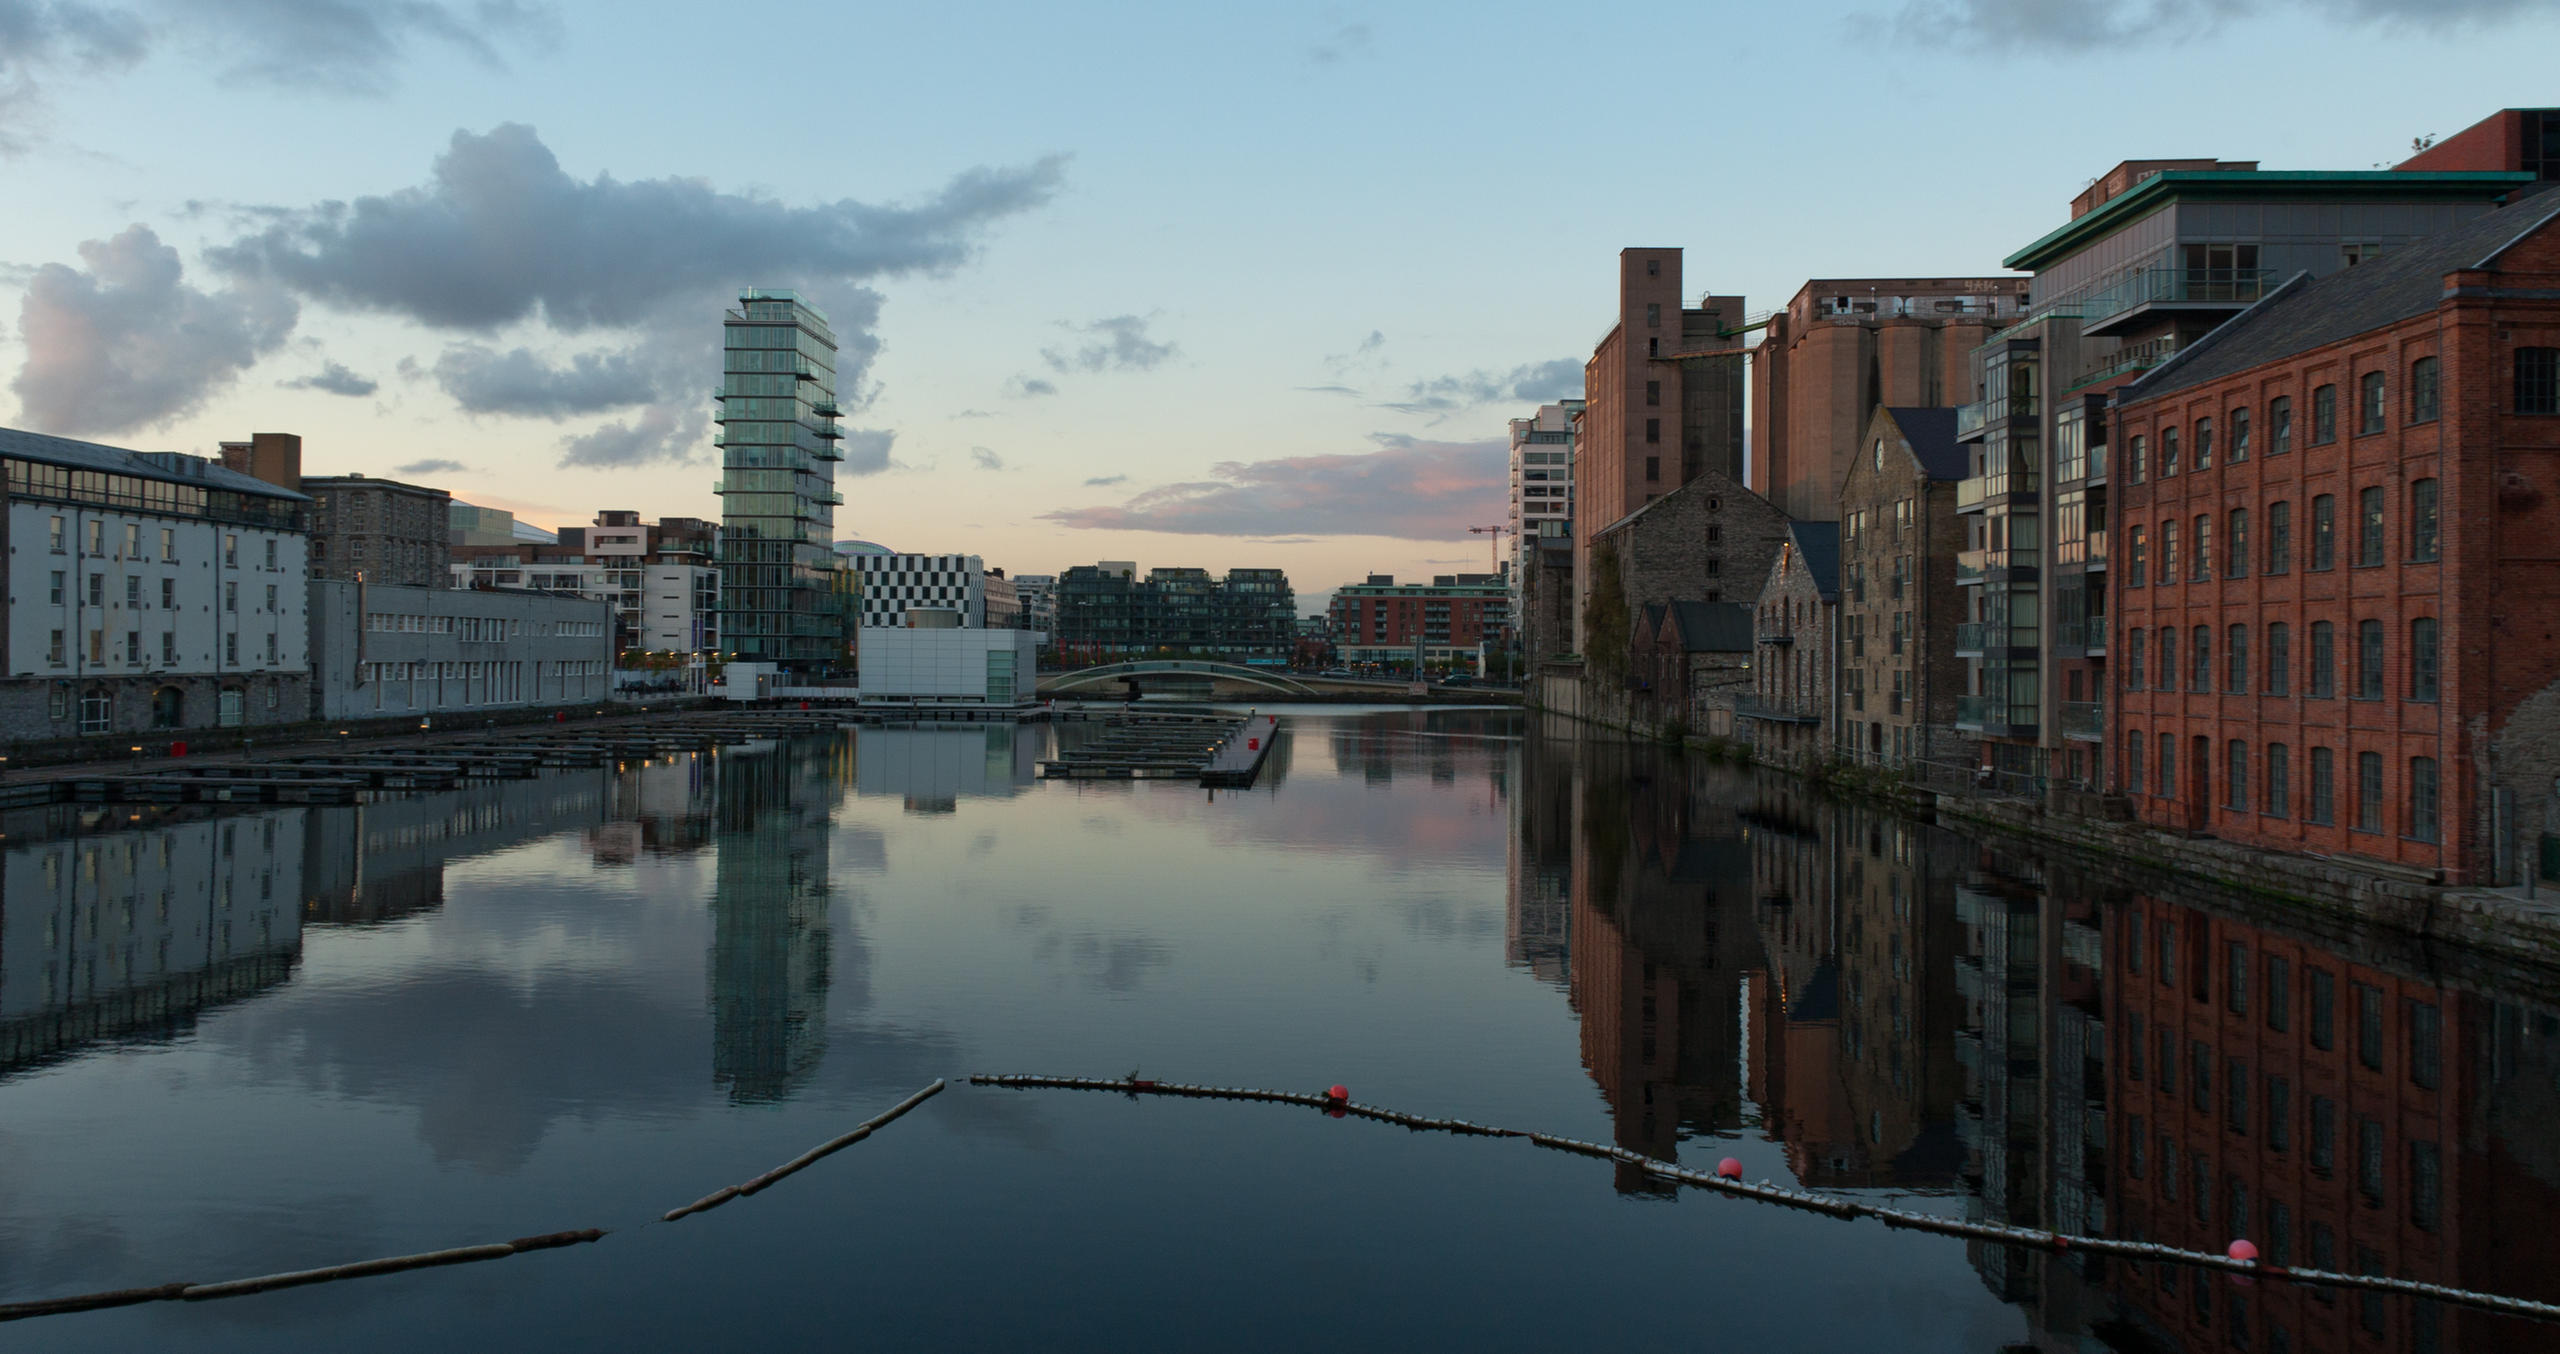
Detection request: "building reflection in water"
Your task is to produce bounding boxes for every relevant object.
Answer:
[301,773,614,921]
[708,735,850,1103]
[854,724,1040,815]
[1533,734,2560,1348]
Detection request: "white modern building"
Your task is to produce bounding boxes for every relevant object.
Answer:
[1012,574,1058,634]
[1507,400,1579,617]
[308,580,615,719]
[450,557,720,655]
[846,551,991,628]
[855,610,1041,706]
[3,426,312,738]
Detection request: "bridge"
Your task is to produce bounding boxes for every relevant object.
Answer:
[1036,662,1520,702]
[1039,660,1324,696]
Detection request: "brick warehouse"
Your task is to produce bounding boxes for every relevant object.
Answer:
[2112,187,2560,885]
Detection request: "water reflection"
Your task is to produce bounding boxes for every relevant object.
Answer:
[853,723,1041,813]
[710,739,848,1103]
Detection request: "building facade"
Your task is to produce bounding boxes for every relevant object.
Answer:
[1328,574,1507,668]
[308,580,614,720]
[3,427,311,737]
[2111,189,2560,885]
[452,511,720,656]
[855,615,1041,706]
[715,288,856,672]
[1049,563,1298,663]
[850,552,989,629]
[1581,468,1792,731]
[1750,278,2030,522]
[1509,400,1580,616]
[1744,523,1840,764]
[1836,407,1973,771]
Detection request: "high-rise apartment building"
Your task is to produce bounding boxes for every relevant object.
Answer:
[1509,399,1579,618]
[715,289,856,673]
[1749,278,2030,522]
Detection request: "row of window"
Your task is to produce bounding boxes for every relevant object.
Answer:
[48,629,283,667]
[44,516,285,568]
[50,680,285,733]
[2125,927,2441,1079]
[2125,616,2438,702]
[2126,734,2440,840]
[2127,349,2560,488]
[2127,480,2439,586]
[46,574,284,614]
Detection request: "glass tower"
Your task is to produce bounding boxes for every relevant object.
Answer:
[715,288,855,672]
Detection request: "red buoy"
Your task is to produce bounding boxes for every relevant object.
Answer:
[2228,1239,2259,1263]
[1327,1084,1349,1102]
[1716,1157,1743,1180]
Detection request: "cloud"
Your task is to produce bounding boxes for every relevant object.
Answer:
[1042,434,1504,540]
[1383,357,1580,416]
[952,408,994,418]
[12,224,296,436]
[279,358,377,396]
[0,0,149,153]
[1877,0,2538,47]
[1040,314,1176,375]
[393,457,468,476]
[208,124,1066,333]
[192,0,563,94]
[558,402,703,468]
[1296,384,1361,396]
[433,341,656,417]
[1082,474,1126,487]
[969,445,1003,471]
[1009,375,1057,398]
[1307,21,1370,62]
[840,427,896,475]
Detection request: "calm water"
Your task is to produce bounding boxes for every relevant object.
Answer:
[4,707,2558,1350]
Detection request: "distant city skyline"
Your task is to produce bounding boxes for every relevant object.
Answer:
[2,0,2552,597]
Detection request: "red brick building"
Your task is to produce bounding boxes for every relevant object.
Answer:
[1327,573,1507,668]
[2111,187,2560,884]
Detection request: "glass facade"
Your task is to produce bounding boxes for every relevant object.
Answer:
[715,290,856,671]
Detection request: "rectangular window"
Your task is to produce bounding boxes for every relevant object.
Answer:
[2313,383,2337,442]
[1644,380,1660,406]
[2311,494,2335,570]
[2232,406,2251,461]
[2412,1139,2441,1232]
[159,527,174,560]
[2311,968,2336,1049]
[87,573,101,606]
[2410,478,2438,562]
[2267,500,2291,574]
[1644,418,1660,444]
[2358,619,2384,699]
[2310,1095,2337,1171]
[2160,519,2179,585]
[2521,347,2560,414]
[2128,629,2147,688]
[225,581,238,613]
[2228,1057,2250,1133]
[2226,940,2251,1015]
[2267,955,2291,1031]
[2163,425,2182,475]
[2228,740,2249,810]
[2358,486,2384,566]
[2310,621,2335,697]
[2407,753,2439,842]
[2267,623,2290,696]
[125,576,140,608]
[1644,455,1659,481]
[224,533,237,566]
[2271,396,2292,454]
[49,570,64,604]
[2128,525,2147,586]
[2193,513,2212,580]
[2359,371,2387,434]
[2411,617,2438,701]
[2196,417,2214,469]
[2228,508,2249,578]
[2160,627,2178,692]
[2358,1116,2385,1205]
[2228,624,2248,693]
[2357,750,2384,834]
[2411,356,2440,422]
[161,631,175,663]
[2128,1114,2147,1176]
[161,578,174,609]
[2311,747,2336,824]
[2127,731,2145,794]
[2161,733,2177,801]
[2268,1075,2292,1151]
[2129,434,2147,482]
[2267,742,2291,818]
[2193,624,2212,692]
[2409,1000,2442,1090]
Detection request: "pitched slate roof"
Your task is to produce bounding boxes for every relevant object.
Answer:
[1787,521,1840,601]
[0,426,309,500]
[1885,407,1967,481]
[1639,602,1667,645]
[1664,600,1752,653]
[2125,184,2560,402]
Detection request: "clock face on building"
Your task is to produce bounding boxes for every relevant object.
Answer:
[1874,439,1884,472]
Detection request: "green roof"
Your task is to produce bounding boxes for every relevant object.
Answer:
[2003,170,2536,272]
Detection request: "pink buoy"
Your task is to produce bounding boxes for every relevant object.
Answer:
[1716,1157,1743,1180]
[2227,1239,2259,1263]
[1327,1084,1349,1102]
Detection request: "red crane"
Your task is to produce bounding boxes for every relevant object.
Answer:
[1466,524,1512,574]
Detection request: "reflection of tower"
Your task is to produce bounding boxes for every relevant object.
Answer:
[709,736,848,1102]
[1506,729,1573,985]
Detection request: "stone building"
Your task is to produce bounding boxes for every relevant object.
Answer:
[1583,467,1790,731]
[1835,407,1974,772]
[1632,600,1752,737]
[218,434,451,588]
[2112,186,2560,886]
[3,426,312,738]
[1744,522,1840,765]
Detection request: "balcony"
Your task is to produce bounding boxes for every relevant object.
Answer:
[2067,333,2183,392]
[2081,267,2277,337]
[1955,694,2038,738]
[1955,622,1987,656]
[2054,619,2107,654]
[2061,700,2103,741]
[1956,556,1986,586]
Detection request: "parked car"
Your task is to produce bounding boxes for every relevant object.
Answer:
[1439,674,1478,687]
[1320,667,1354,678]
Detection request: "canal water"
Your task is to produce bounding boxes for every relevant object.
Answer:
[3,708,2557,1350]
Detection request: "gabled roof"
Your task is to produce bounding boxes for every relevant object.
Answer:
[1884,407,1966,481]
[2126,184,2560,402]
[1787,521,1840,601]
[1639,602,1668,645]
[1664,600,1752,653]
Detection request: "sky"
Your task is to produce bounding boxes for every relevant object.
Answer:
[2,0,2556,611]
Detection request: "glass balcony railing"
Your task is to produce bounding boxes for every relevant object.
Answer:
[1955,395,2037,441]
[1956,694,1986,728]
[1955,622,1988,654]
[2083,267,2277,330]
[1956,555,1986,585]
[2055,619,2107,652]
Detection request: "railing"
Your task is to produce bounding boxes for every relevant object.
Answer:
[2069,333,2183,391]
[2082,267,2277,328]
[2054,619,2106,652]
[1736,698,1821,726]
[1956,557,1986,585]
[1955,622,1988,654]
[1956,695,1985,728]
[2061,701,2103,740]
[1956,394,2037,440]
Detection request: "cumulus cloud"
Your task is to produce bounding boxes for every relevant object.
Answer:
[0,0,148,152]
[279,358,377,396]
[12,224,296,435]
[208,124,1066,332]
[1042,434,1504,540]
[840,427,896,476]
[969,445,1004,471]
[1009,375,1058,398]
[1040,314,1176,375]
[433,342,656,418]
[558,402,703,469]
[1878,0,2538,47]
[1083,474,1126,487]
[393,457,468,476]
[1383,357,1580,416]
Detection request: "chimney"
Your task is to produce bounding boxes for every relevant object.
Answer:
[220,432,303,489]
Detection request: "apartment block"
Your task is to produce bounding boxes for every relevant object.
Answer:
[1328,574,1506,668]
[1509,400,1580,618]
[1835,407,1973,770]
[2112,188,2560,885]
[1050,563,1298,663]
[715,288,856,673]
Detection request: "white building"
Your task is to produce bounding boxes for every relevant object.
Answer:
[847,551,990,628]
[1508,401,1578,617]
[450,556,720,655]
[1012,574,1058,634]
[855,611,1041,706]
[308,580,614,719]
[3,427,312,738]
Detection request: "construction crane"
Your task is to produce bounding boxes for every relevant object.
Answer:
[1467,524,1513,574]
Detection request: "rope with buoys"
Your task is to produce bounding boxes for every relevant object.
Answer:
[970,1073,2560,1326]
[0,1079,946,1326]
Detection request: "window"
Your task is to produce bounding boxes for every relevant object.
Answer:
[225,632,238,664]
[2310,494,2335,570]
[2358,486,2384,566]
[2267,956,2291,1031]
[2161,733,2177,801]
[49,570,64,605]
[2358,1116,2385,1204]
[161,632,175,664]
[2128,731,2145,794]
[2129,434,2147,482]
[2128,1012,2147,1077]
[225,581,238,613]
[1645,380,1660,406]
[2412,1139,2442,1232]
[2192,1041,2212,1112]
[2359,371,2387,434]
[78,687,110,735]
[124,576,140,608]
[2410,756,2439,842]
[2312,383,2337,442]
[2357,751,2384,834]
[1645,302,1660,328]
[2160,519,2179,584]
[2160,627,2178,692]
[2357,619,2383,699]
[2309,1095,2337,1170]
[2196,417,2215,469]
[224,533,237,566]
[2193,624,2211,691]
[2409,478,2438,561]
[2228,625,2248,692]
[2228,740,2249,811]
[1644,455,1659,481]
[2271,396,2293,454]
[2163,425,2181,476]
[2129,1115,2147,1176]
[122,523,138,555]
[265,539,277,568]
[2410,356,2440,422]
[2267,742,2291,817]
[2128,525,2147,586]
[2409,1000,2442,1089]
[2229,1059,2251,1133]
[2311,748,2336,825]
[85,520,102,553]
[264,583,277,613]
[2268,1075,2292,1150]
[2193,513,2212,580]
[1644,418,1660,444]
[2521,347,2560,414]
[2128,629,2147,688]
[87,573,101,606]
[159,527,174,560]
[2310,621,2335,697]
[160,578,174,609]
[49,514,64,552]
[2228,508,2249,578]
[2267,623,2290,696]
[2410,617,2438,701]
[2267,500,2291,574]
[48,630,64,665]
[2232,406,2251,462]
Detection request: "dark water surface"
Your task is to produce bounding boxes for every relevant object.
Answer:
[4,708,2558,1350]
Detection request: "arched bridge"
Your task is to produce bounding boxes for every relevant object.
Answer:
[1040,661,1322,696]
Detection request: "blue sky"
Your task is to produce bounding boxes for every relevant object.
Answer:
[2,0,2554,605]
